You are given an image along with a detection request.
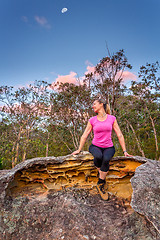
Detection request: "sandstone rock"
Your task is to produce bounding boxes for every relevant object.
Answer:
[1,152,159,240]
[131,159,160,235]
[0,188,159,240]
[0,152,146,205]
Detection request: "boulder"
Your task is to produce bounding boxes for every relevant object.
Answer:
[1,152,160,239]
[0,188,159,240]
[131,159,160,234]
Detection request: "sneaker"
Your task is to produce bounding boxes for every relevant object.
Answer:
[96,182,109,201]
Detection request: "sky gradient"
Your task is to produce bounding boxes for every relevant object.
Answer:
[0,0,160,88]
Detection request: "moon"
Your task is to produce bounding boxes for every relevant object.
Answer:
[61,8,68,13]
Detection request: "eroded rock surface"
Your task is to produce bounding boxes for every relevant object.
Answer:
[1,188,159,240]
[1,152,159,240]
[131,159,160,235]
[0,152,146,205]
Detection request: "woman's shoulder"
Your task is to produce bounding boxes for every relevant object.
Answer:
[108,114,116,118]
[89,115,97,120]
[88,116,97,124]
[108,114,116,122]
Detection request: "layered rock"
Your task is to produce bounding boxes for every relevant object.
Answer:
[0,152,146,204]
[131,159,160,234]
[1,152,160,239]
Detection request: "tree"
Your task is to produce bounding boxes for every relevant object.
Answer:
[0,80,50,167]
[84,49,132,113]
[138,61,160,91]
[50,82,93,150]
[130,62,160,160]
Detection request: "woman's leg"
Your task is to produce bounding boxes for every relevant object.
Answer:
[99,146,115,180]
[99,170,108,180]
[89,144,103,169]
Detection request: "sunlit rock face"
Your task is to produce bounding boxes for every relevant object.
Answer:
[1,153,160,240]
[0,152,146,202]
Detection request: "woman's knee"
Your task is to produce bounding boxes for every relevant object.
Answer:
[103,156,110,164]
[93,157,102,167]
[89,145,103,159]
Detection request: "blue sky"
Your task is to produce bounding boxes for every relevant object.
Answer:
[0,0,160,88]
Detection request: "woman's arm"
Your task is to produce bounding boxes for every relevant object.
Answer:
[113,119,132,157]
[71,121,93,155]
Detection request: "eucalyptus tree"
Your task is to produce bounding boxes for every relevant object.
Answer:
[114,94,147,157]
[0,80,50,167]
[84,49,132,114]
[130,62,160,159]
[138,61,160,91]
[50,81,93,151]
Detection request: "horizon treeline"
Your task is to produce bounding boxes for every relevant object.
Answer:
[0,49,160,169]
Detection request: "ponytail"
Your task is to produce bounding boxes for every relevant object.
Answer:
[103,103,111,114]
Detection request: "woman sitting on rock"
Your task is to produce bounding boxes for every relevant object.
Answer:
[71,97,131,201]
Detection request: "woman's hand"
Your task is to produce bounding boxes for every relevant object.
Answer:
[71,150,81,155]
[124,151,133,157]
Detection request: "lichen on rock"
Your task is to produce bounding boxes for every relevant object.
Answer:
[1,152,160,239]
[131,159,160,235]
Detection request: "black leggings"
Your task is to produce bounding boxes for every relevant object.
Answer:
[89,144,115,172]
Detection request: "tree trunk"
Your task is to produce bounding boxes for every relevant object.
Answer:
[55,126,72,152]
[22,151,27,161]
[46,132,49,157]
[126,119,145,157]
[14,128,22,165]
[14,142,19,165]
[11,143,16,168]
[145,105,159,159]
[149,115,158,152]
[46,143,49,157]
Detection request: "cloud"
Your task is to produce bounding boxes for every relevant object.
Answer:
[116,71,137,82]
[55,71,77,85]
[85,66,95,75]
[50,63,137,92]
[34,16,51,29]
[84,61,95,75]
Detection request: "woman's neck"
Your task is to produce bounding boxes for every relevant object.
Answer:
[97,111,107,118]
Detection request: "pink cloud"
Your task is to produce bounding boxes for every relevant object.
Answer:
[34,16,51,29]
[85,66,95,75]
[55,71,77,85]
[116,71,137,82]
[84,61,95,75]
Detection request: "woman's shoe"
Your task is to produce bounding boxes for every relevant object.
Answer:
[96,182,109,201]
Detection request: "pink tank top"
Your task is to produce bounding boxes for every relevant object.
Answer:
[89,114,116,148]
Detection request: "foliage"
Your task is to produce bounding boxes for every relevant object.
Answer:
[0,50,159,169]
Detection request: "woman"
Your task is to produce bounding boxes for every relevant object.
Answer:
[71,97,131,200]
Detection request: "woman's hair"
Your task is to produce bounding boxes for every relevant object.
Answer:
[96,97,111,114]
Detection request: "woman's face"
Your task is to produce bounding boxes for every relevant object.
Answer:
[92,100,103,113]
